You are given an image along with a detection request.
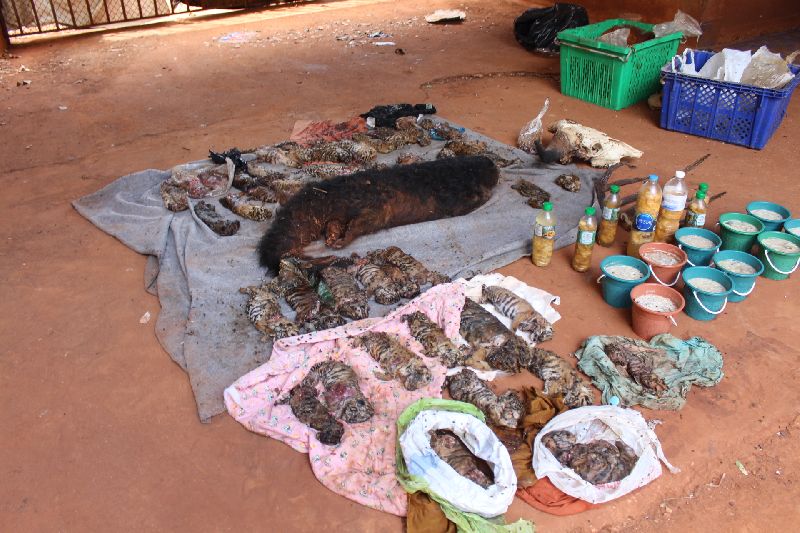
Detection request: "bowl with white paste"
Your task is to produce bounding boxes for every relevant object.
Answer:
[746,201,791,232]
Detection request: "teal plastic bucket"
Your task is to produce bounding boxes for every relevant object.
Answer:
[756,231,800,280]
[675,227,721,270]
[784,218,800,238]
[711,250,764,302]
[682,266,733,321]
[746,201,791,232]
[718,213,764,252]
[598,255,650,308]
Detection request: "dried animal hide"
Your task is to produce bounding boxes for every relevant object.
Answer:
[511,179,551,209]
[429,429,495,488]
[257,156,498,272]
[194,201,240,236]
[402,311,468,368]
[277,384,344,445]
[160,181,189,212]
[542,430,638,485]
[353,331,432,391]
[219,191,273,221]
[479,285,553,342]
[605,341,668,392]
[301,360,374,423]
[542,119,643,168]
[555,174,581,192]
[446,368,524,429]
[523,347,594,408]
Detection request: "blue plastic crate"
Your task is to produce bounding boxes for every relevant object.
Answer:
[660,50,800,149]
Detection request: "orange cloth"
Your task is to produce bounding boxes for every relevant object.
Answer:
[516,477,597,516]
[406,491,457,533]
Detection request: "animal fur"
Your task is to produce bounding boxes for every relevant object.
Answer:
[542,430,638,485]
[402,311,468,368]
[258,156,499,272]
[429,429,495,488]
[605,341,668,392]
[368,246,449,286]
[522,347,594,408]
[353,331,432,391]
[277,384,344,445]
[459,298,528,373]
[194,201,240,236]
[239,282,300,340]
[479,285,553,342]
[301,360,374,423]
[274,258,322,323]
[446,368,524,429]
[320,266,369,320]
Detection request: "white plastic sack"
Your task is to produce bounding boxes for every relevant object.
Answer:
[532,405,679,504]
[598,28,630,47]
[399,410,517,517]
[697,48,752,82]
[740,46,797,89]
[517,98,550,154]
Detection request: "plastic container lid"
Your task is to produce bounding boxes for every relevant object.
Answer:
[675,170,686,179]
[648,174,659,182]
[610,184,620,193]
[696,191,706,199]
[585,206,596,216]
[543,202,553,211]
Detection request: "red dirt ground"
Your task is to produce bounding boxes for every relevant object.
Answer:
[1,1,798,531]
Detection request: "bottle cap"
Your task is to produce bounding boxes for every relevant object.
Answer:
[609,184,620,193]
[585,206,596,216]
[648,174,659,182]
[699,182,709,191]
[543,202,553,211]
[609,395,620,406]
[696,191,706,199]
[675,170,686,179]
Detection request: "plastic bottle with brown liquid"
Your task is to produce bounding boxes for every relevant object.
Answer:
[572,206,597,272]
[684,191,708,227]
[627,174,662,258]
[532,201,556,267]
[653,170,688,243]
[597,184,621,247]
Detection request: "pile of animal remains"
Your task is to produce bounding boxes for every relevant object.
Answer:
[240,246,449,337]
[542,429,638,485]
[159,115,516,236]
[264,256,596,451]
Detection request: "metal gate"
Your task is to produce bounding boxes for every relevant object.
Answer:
[0,0,202,38]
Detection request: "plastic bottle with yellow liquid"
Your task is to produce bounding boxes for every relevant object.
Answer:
[684,191,708,227]
[572,206,597,272]
[597,184,621,247]
[627,174,662,258]
[532,201,556,267]
[653,170,688,243]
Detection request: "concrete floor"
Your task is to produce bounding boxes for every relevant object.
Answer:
[1,1,799,531]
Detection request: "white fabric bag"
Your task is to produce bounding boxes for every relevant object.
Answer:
[532,405,679,504]
[399,410,517,517]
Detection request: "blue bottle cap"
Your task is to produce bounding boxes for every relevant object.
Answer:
[648,174,659,182]
[609,395,620,406]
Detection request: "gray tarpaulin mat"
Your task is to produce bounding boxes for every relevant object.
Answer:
[73,119,603,421]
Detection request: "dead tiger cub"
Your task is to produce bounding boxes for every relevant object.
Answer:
[480,285,553,343]
[402,311,468,368]
[446,368,523,429]
[353,331,432,391]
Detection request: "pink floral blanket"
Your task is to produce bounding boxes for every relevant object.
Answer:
[224,283,466,515]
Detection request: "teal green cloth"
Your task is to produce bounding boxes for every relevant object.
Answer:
[396,399,534,533]
[574,334,723,410]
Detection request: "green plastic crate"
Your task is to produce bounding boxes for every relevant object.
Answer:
[558,19,682,110]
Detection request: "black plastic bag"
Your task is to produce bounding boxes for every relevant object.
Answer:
[513,3,589,54]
